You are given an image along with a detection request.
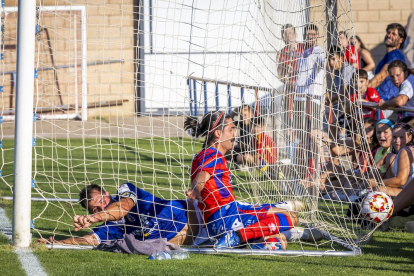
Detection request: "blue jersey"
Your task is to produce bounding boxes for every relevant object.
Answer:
[91,183,187,243]
[375,49,406,101]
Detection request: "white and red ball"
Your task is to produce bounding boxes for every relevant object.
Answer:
[361,191,394,223]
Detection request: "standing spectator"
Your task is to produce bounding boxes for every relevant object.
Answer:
[277,24,306,166]
[294,24,326,178]
[277,24,306,122]
[277,24,306,85]
[350,35,376,76]
[338,31,360,69]
[369,23,407,118]
[378,60,414,115]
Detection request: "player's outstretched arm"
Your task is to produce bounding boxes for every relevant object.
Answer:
[38,234,99,246]
[73,197,135,231]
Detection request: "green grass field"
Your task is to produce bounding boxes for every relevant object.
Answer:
[1,138,414,275]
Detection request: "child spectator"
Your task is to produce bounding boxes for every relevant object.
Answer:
[378,60,414,116]
[373,119,394,175]
[251,116,277,172]
[328,45,355,103]
[351,69,384,119]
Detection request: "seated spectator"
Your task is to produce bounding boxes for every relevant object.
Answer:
[350,35,376,76]
[378,60,414,115]
[230,104,255,152]
[373,119,394,175]
[317,118,379,195]
[338,31,360,69]
[252,116,277,171]
[239,116,277,173]
[376,120,414,196]
[338,70,384,142]
[369,23,407,118]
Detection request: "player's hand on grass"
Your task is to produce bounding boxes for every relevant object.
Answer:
[38,236,55,244]
[73,215,99,231]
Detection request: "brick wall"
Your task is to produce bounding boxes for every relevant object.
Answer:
[3,0,136,118]
[351,0,412,67]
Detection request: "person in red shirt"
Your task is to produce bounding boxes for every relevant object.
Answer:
[277,24,306,84]
[353,69,384,119]
[252,116,277,171]
[277,24,306,128]
[338,31,360,69]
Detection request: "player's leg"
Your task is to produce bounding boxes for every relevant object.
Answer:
[215,202,297,248]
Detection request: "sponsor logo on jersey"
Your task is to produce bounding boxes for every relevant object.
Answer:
[231,218,243,231]
[118,183,130,194]
[126,214,136,222]
[370,94,379,99]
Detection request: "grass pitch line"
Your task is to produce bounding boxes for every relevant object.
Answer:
[0,206,48,276]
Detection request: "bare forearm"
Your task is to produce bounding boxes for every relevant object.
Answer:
[393,179,414,213]
[383,178,405,188]
[369,66,388,88]
[90,198,134,223]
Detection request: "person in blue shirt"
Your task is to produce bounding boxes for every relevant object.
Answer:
[378,60,414,115]
[38,183,199,246]
[369,23,407,117]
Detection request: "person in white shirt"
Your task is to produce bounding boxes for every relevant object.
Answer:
[378,60,414,116]
[293,24,326,179]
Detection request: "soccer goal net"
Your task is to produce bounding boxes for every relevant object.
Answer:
[1,0,385,255]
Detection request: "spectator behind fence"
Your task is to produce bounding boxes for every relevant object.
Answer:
[369,23,407,118]
[350,35,376,77]
[294,23,325,179]
[378,60,414,116]
[230,104,255,153]
[338,31,360,69]
[327,45,355,139]
[277,23,306,124]
[352,69,384,120]
[251,116,277,171]
[328,45,355,103]
[377,120,414,197]
[277,23,305,85]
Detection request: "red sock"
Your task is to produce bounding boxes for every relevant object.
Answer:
[238,214,286,242]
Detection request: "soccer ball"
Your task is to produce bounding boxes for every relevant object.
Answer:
[361,192,394,223]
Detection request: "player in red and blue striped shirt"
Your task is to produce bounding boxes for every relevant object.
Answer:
[185,111,319,249]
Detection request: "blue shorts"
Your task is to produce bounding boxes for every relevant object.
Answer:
[206,201,293,238]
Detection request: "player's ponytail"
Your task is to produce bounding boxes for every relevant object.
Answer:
[184,111,231,148]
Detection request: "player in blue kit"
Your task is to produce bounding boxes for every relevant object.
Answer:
[38,183,199,246]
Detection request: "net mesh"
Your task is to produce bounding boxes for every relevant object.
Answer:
[0,0,386,253]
